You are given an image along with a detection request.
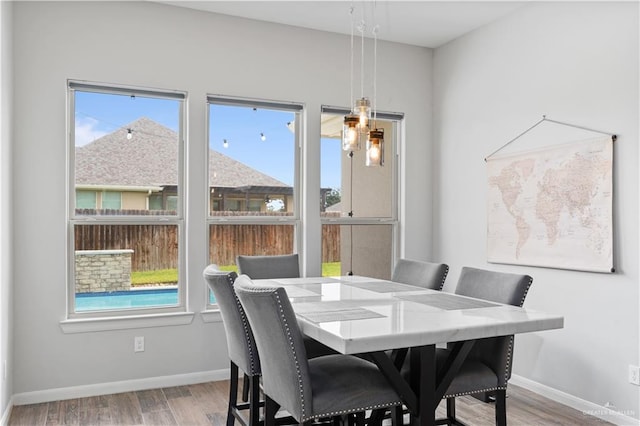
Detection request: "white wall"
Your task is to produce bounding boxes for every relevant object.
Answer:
[0,0,14,420]
[11,1,431,396]
[433,1,639,421]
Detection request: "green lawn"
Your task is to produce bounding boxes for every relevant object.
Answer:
[131,262,342,285]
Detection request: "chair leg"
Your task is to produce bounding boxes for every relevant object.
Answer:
[495,389,507,426]
[391,406,403,426]
[248,374,261,426]
[242,373,250,402]
[228,361,239,426]
[348,411,365,426]
[264,395,280,426]
[446,397,456,424]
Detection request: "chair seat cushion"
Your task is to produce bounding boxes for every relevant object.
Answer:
[308,354,402,419]
[400,348,499,398]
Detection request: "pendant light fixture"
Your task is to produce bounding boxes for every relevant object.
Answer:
[342,4,384,166]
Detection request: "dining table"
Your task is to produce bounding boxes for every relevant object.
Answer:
[252,275,564,426]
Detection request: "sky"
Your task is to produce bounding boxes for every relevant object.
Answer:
[74,91,343,189]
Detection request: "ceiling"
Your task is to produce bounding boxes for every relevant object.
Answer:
[159,1,526,48]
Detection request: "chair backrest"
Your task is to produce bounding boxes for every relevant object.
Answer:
[391,258,449,290]
[236,254,300,279]
[455,267,531,306]
[234,275,312,421]
[203,265,260,376]
[454,266,533,386]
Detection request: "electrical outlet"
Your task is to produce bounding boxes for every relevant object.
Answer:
[629,365,640,385]
[134,336,145,353]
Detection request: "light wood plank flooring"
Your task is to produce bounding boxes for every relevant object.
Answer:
[8,380,612,426]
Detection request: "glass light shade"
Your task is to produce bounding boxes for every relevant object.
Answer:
[342,114,361,151]
[354,97,371,129]
[366,128,384,167]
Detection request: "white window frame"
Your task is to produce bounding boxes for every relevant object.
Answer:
[204,95,303,311]
[63,80,189,330]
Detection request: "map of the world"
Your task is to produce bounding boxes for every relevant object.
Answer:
[486,136,613,273]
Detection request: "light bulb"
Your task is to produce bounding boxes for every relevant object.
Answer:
[366,128,384,167]
[342,114,361,151]
[223,139,228,148]
[355,97,371,129]
[359,111,368,127]
[260,133,266,142]
[126,129,133,140]
[369,144,380,162]
[347,127,357,144]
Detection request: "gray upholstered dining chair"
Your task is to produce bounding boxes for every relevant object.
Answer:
[437,266,533,426]
[237,254,300,279]
[391,258,449,290]
[203,266,259,426]
[234,274,403,426]
[204,264,337,426]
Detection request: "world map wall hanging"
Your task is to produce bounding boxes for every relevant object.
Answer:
[486,134,614,273]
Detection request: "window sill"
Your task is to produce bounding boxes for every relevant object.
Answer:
[59,311,195,334]
[200,309,223,323]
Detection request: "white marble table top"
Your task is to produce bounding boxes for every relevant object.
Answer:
[252,275,564,355]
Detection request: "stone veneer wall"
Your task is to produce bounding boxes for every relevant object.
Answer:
[75,249,134,293]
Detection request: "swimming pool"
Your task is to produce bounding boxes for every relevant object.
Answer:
[75,288,217,311]
[76,288,178,311]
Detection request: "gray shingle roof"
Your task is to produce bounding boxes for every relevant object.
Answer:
[75,117,289,189]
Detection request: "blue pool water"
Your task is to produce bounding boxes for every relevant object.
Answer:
[76,288,217,311]
[76,288,177,311]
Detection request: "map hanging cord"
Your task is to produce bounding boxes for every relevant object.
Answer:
[485,115,617,162]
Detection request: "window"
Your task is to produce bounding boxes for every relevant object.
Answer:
[102,191,122,210]
[67,81,185,318]
[76,190,96,209]
[320,107,402,279]
[206,96,301,306]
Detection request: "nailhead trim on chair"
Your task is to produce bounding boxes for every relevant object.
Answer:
[505,276,532,386]
[438,265,450,291]
[518,276,533,307]
[301,400,403,422]
[274,291,308,420]
[445,385,506,399]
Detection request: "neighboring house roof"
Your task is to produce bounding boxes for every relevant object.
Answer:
[75,117,289,190]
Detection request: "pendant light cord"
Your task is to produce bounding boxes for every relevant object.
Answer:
[359,17,366,100]
[372,24,379,128]
[349,6,354,109]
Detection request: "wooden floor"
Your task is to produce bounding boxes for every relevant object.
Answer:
[8,380,612,426]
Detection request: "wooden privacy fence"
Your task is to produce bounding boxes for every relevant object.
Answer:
[74,209,341,271]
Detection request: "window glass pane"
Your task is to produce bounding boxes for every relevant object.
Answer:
[320,113,394,218]
[102,191,121,209]
[149,194,162,210]
[74,91,181,216]
[321,224,392,279]
[76,190,96,209]
[74,224,179,312]
[208,104,295,217]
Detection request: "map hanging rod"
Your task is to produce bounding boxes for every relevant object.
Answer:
[484,115,617,162]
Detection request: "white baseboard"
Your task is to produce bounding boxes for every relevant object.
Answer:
[1,395,14,426]
[511,374,639,426]
[11,368,229,406]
